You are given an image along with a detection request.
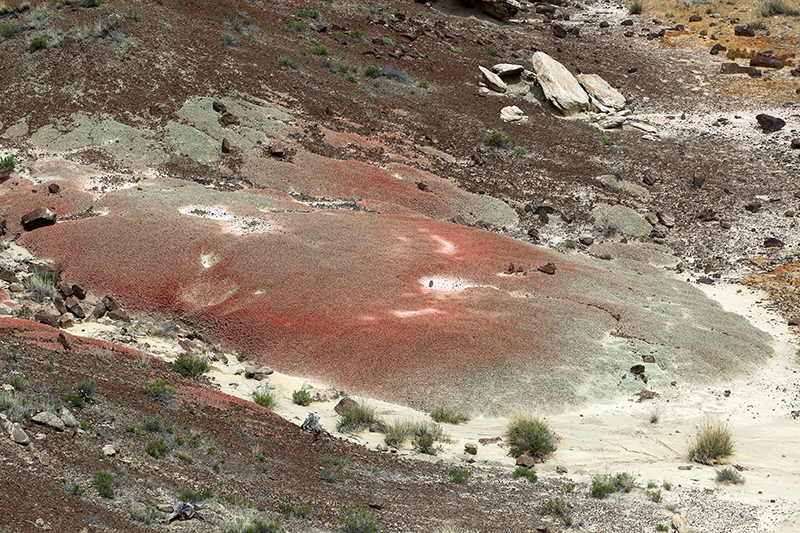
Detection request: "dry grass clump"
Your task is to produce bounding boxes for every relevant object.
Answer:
[688,419,734,464]
[506,415,557,461]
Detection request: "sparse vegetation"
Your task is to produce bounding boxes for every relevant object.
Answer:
[656,524,669,532]
[143,415,174,433]
[759,0,800,16]
[146,437,169,458]
[278,57,299,69]
[715,467,745,484]
[64,379,96,408]
[28,267,59,299]
[601,134,614,146]
[446,45,463,53]
[337,507,379,533]
[381,37,394,46]
[649,410,660,424]
[321,454,345,483]
[535,498,573,526]
[629,0,643,13]
[279,501,311,518]
[418,80,429,88]
[448,466,472,484]
[252,385,277,409]
[70,482,85,496]
[129,506,157,525]
[297,7,319,18]
[28,36,47,52]
[513,466,538,483]
[613,472,635,493]
[179,486,213,502]
[364,64,381,78]
[487,45,499,56]
[591,474,615,498]
[144,378,176,406]
[565,239,577,249]
[383,418,444,450]
[430,407,469,424]
[506,416,557,461]
[747,19,767,29]
[0,155,15,171]
[311,44,328,56]
[172,353,210,377]
[0,23,19,39]
[93,470,115,499]
[336,402,377,432]
[647,489,662,502]
[689,419,734,464]
[484,130,517,150]
[5,372,25,391]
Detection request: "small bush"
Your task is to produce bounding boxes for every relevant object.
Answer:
[656,525,669,532]
[412,432,441,455]
[144,378,176,406]
[715,467,745,484]
[0,155,15,171]
[600,135,613,146]
[321,454,344,483]
[352,29,365,39]
[221,33,236,46]
[513,466,538,483]
[663,481,672,491]
[292,389,312,406]
[172,353,209,377]
[688,419,734,464]
[93,470,115,499]
[506,416,557,461]
[746,19,767,29]
[418,80,429,88]
[613,472,635,493]
[143,415,173,433]
[179,486,213,502]
[485,130,517,150]
[629,0,643,14]
[647,489,662,502]
[252,386,277,409]
[337,507,379,533]
[278,57,299,69]
[126,11,141,21]
[364,64,381,78]
[279,501,311,517]
[535,498,573,526]
[487,45,499,56]
[70,483,85,496]
[28,36,47,52]
[6,373,26,391]
[130,506,157,524]
[146,437,168,458]
[649,410,660,424]
[381,37,393,46]
[297,7,319,18]
[238,519,285,533]
[446,45,463,53]
[381,64,412,84]
[590,475,614,499]
[759,0,800,16]
[448,466,472,484]
[430,407,469,424]
[336,403,377,432]
[0,23,19,39]
[28,267,59,299]
[311,44,328,56]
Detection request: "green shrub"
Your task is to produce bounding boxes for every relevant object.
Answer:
[747,19,767,29]
[28,267,59,299]
[647,489,662,502]
[688,419,734,464]
[179,486,213,502]
[70,482,85,496]
[364,64,381,78]
[590,475,614,498]
[715,467,745,484]
[412,432,440,455]
[487,45,498,56]
[565,239,577,249]
[484,130,517,150]
[430,407,469,424]
[143,415,173,433]
[0,155,15,171]
[600,135,613,146]
[278,57,299,69]
[649,410,660,424]
[93,470,115,499]
[252,386,277,409]
[613,472,635,493]
[279,501,311,517]
[446,45,463,53]
[292,389,312,406]
[448,466,472,484]
[336,403,377,432]
[352,29,365,39]
[146,437,168,458]
[600,252,612,260]
[64,379,96,408]
[506,416,557,461]
[759,0,800,16]
[129,506,157,524]
[144,378,176,406]
[337,507,378,533]
[172,353,209,377]
[656,524,669,532]
[418,80,429,88]
[28,37,47,52]
[311,44,328,56]
[512,466,538,483]
[6,373,25,391]
[221,33,236,46]
[629,0,643,13]
[381,37,393,46]
[535,498,573,526]
[297,7,319,18]
[126,11,141,21]
[0,23,19,39]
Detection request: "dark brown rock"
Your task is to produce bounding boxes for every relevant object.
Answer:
[58,281,73,297]
[791,68,800,77]
[621,19,633,25]
[710,43,726,55]
[53,297,68,315]
[552,24,567,38]
[91,302,106,319]
[536,3,555,14]
[107,308,130,322]
[102,295,122,312]
[537,262,557,275]
[212,100,227,113]
[71,284,86,299]
[744,202,762,213]
[630,364,645,375]
[220,113,239,126]
[578,236,594,246]
[756,113,785,133]
[750,56,783,69]
[688,15,702,22]
[763,237,784,248]
[734,25,755,37]
[48,183,60,194]
[21,207,57,230]
[556,465,568,474]
[788,317,800,326]
[35,312,59,327]
[642,354,656,363]
[65,296,85,319]
[516,454,536,467]
[334,397,360,415]
[692,176,705,189]
[720,62,761,76]
[0,269,18,284]
[221,138,231,153]
[599,21,609,28]
[462,0,520,20]
[791,139,800,149]
[269,142,285,157]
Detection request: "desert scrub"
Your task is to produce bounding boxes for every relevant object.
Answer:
[647,489,662,502]
[5,372,26,391]
[0,155,15,171]
[430,407,469,424]
[512,466,538,483]
[535,498,573,526]
[179,486,213,502]
[715,467,745,484]
[364,64,381,78]
[142,415,173,433]
[297,7,319,18]
[759,0,800,16]
[311,44,328,56]
[487,44,499,55]
[600,134,613,146]
[629,0,643,14]
[146,437,168,458]
[129,505,157,524]
[292,389,312,406]
[506,415,557,461]
[93,470,115,499]
[252,385,277,409]
[224,518,285,533]
[688,419,734,464]
[336,402,377,432]
[0,393,31,421]
[321,454,345,483]
[337,507,378,533]
[613,472,635,493]
[279,501,311,517]
[448,466,472,484]
[484,129,517,150]
[0,23,19,39]
[172,353,209,377]
[28,36,47,52]
[144,378,176,406]
[278,57,299,69]
[590,474,614,498]
[28,267,60,300]
[747,19,767,29]
[64,379,96,408]
[383,418,443,449]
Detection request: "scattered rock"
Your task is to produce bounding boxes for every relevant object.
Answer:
[478,436,502,444]
[465,442,478,455]
[107,308,130,322]
[599,21,609,28]
[763,237,784,248]
[750,56,783,69]
[35,312,59,328]
[221,138,231,153]
[673,514,689,533]
[531,52,590,116]
[244,365,274,380]
[710,43,727,55]
[269,142,285,157]
[334,397,359,415]
[630,364,645,375]
[91,302,106,319]
[59,407,78,427]
[10,423,30,445]
[756,114,785,133]
[102,444,119,456]
[578,236,594,246]
[720,63,761,76]
[688,15,702,22]
[577,73,626,111]
[621,19,634,26]
[462,0,521,20]
[376,443,389,452]
[21,207,57,231]
[791,139,800,149]
[734,25,755,37]
[636,390,659,402]
[368,496,386,510]
[491,63,524,76]
[720,220,732,229]
[500,106,528,122]
[0,269,18,284]
[59,313,75,329]
[656,211,675,228]
[32,411,66,431]
[537,262,557,275]
[220,113,239,126]
[369,420,387,433]
[48,183,60,194]
[552,24,568,38]
[516,454,536,467]
[744,201,762,213]
[642,354,656,363]
[478,66,508,93]
[212,100,227,113]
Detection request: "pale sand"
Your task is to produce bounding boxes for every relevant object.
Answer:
[66,281,800,531]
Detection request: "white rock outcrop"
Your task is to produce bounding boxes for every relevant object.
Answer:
[531,52,589,116]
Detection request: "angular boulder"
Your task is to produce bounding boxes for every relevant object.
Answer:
[500,106,527,122]
[491,63,524,76]
[462,0,521,20]
[478,66,507,93]
[750,56,783,69]
[531,52,590,116]
[21,207,57,231]
[32,411,66,432]
[756,114,785,133]
[577,73,626,111]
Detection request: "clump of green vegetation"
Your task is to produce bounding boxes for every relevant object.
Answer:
[283,19,307,31]
[383,418,444,450]
[28,267,60,299]
[144,378,176,406]
[647,489,662,502]
[93,470,115,499]
[0,155,15,171]
[629,0,643,14]
[292,389,313,406]
[590,474,614,499]
[649,410,660,424]
[321,454,345,483]
[759,0,799,16]
[430,407,469,424]
[688,419,734,464]
[448,466,472,484]
[381,36,394,46]
[0,23,19,39]
[484,129,517,150]
[613,472,635,493]
[221,33,236,46]
[179,486,213,502]
[513,466,538,483]
[535,498,573,526]
[0,393,30,421]
[565,239,577,250]
[5,372,25,391]
[715,467,745,484]
[227,518,285,533]
[418,80,429,88]
[143,415,173,433]
[656,524,669,532]
[600,135,613,146]
[446,45,463,53]
[746,19,767,29]
[126,11,141,21]
[64,379,96,408]
[70,482,85,496]
[506,416,557,461]
[487,45,499,56]
[28,36,47,52]
[252,385,277,409]
[352,29,365,39]
[336,402,377,432]
[279,501,311,518]
[297,7,319,18]
[336,507,379,533]
[364,64,381,78]
[663,481,672,491]
[278,57,299,69]
[600,252,612,260]
[172,353,209,377]
[146,437,169,458]
[129,506,157,525]
[311,44,328,56]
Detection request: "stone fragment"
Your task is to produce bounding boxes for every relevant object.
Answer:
[689,15,702,22]
[720,220,732,229]
[537,262,557,275]
[734,25,755,37]
[368,497,386,510]
[212,100,227,113]
[556,465,568,474]
[756,114,785,133]
[369,420,387,433]
[269,142,285,157]
[0,269,18,284]
[102,444,118,456]
[599,21,609,28]
[500,106,527,122]
[32,411,65,432]
[531,52,590,116]
[720,62,761,76]
[334,397,359,415]
[71,284,86,299]
[577,73,626,111]
[221,138,231,153]
[578,236,594,246]
[491,63,524,76]
[244,365,274,380]
[478,66,508,93]
[465,442,478,455]
[630,364,645,375]
[516,454,536,467]
[48,183,60,194]
[791,139,800,149]
[59,407,78,427]
[763,237,784,248]
[35,312,59,328]
[59,313,75,329]
[462,0,521,20]
[65,297,85,319]
[657,211,675,227]
[107,308,129,322]
[710,43,726,55]
[621,19,633,26]
[673,514,689,533]
[58,281,73,297]
[21,208,57,230]
[750,56,783,69]
[478,436,502,444]
[552,24,567,38]
[91,302,106,319]
[220,113,238,125]
[11,423,30,445]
